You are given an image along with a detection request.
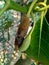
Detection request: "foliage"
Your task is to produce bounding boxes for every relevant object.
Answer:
[0,0,49,65]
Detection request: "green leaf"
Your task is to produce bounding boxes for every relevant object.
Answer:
[19,30,31,52]
[46,9,49,22]
[47,0,49,5]
[25,18,49,65]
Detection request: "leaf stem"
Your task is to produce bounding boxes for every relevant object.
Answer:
[27,0,37,17]
[0,0,49,17]
[44,0,47,3]
[36,5,49,11]
[38,0,47,61]
[37,2,46,6]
